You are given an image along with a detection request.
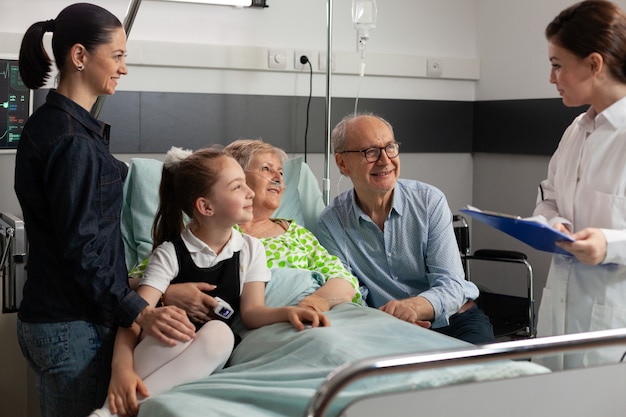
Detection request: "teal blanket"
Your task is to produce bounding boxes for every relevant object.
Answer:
[138,269,549,417]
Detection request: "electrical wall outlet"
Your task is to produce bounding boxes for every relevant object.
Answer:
[295,50,314,71]
[427,58,443,77]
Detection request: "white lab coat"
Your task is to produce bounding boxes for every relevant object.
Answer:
[534,97,626,370]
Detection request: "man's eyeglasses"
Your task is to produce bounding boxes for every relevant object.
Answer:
[339,142,401,163]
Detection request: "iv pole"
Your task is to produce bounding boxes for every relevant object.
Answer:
[323,0,333,206]
[91,0,143,118]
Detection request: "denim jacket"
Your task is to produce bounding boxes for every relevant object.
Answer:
[15,90,147,327]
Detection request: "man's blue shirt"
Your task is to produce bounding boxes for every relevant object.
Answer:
[317,179,479,328]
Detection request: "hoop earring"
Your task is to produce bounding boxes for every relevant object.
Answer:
[77,64,84,72]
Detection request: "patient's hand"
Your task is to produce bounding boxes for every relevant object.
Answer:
[379,297,434,328]
[298,294,330,312]
[163,282,216,323]
[297,278,355,312]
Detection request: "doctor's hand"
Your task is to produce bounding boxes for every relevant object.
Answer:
[556,227,607,265]
[163,282,216,324]
[552,222,572,235]
[379,297,433,328]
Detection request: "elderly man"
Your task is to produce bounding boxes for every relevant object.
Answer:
[317,113,494,344]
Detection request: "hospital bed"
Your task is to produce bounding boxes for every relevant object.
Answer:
[120,155,626,417]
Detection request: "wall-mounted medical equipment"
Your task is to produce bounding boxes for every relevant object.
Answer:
[1,213,27,313]
[0,55,33,151]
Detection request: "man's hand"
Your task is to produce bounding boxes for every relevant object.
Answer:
[135,305,195,346]
[163,282,216,324]
[379,297,434,328]
[556,227,607,265]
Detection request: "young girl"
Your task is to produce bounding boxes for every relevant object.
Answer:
[91,147,328,417]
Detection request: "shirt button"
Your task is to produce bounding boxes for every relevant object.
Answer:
[393,276,398,281]
[387,252,392,257]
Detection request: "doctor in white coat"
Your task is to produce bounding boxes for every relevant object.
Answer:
[534,0,626,370]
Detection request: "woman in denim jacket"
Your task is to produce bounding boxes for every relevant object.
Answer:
[14,4,194,417]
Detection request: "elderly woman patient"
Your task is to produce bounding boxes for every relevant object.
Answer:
[162,139,361,321]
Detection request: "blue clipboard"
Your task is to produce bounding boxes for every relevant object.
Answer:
[459,208,574,255]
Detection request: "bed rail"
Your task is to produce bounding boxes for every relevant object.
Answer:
[304,327,626,417]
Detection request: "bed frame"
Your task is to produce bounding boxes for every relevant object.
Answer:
[307,328,626,417]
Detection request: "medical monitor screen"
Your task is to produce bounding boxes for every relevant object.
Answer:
[0,57,32,151]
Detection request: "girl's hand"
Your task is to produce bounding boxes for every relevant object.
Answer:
[556,227,607,265]
[285,306,331,330]
[108,366,149,417]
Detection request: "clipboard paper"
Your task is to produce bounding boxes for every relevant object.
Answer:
[459,206,574,255]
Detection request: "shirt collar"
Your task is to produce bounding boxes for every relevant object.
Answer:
[181,226,244,257]
[579,96,626,132]
[46,89,110,142]
[350,183,402,222]
[601,95,626,129]
[391,182,403,216]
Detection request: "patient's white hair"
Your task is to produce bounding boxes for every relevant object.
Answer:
[225,138,288,170]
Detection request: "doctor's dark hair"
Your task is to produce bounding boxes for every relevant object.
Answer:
[546,0,626,84]
[152,147,229,248]
[331,112,395,153]
[19,3,123,89]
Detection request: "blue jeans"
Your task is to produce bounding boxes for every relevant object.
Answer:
[17,319,115,417]
[434,305,495,345]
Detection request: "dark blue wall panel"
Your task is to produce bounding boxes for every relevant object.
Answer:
[34,90,585,156]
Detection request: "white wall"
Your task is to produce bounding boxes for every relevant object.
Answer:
[0,1,478,416]
[469,0,566,300]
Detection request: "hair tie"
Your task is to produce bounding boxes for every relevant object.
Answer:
[163,146,193,169]
[43,19,55,33]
